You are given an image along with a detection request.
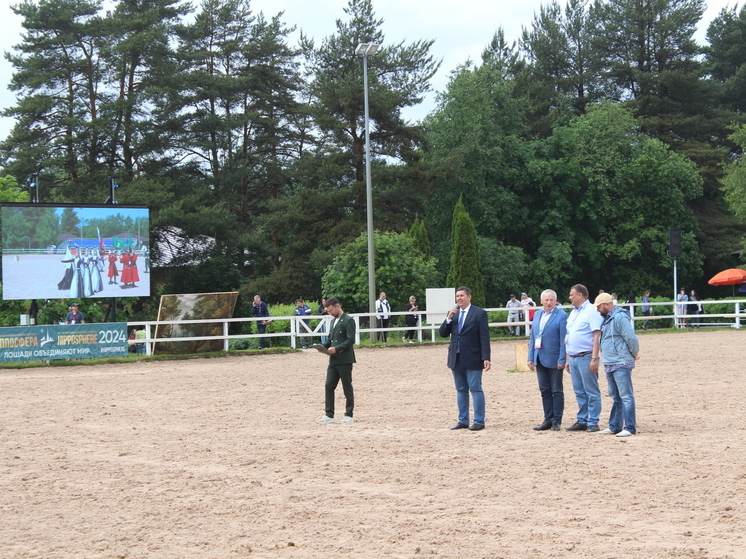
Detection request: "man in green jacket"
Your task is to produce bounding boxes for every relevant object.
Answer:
[317,297,356,424]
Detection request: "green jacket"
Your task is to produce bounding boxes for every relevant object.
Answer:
[323,312,356,365]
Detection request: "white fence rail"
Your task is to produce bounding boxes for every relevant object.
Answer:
[125,299,746,356]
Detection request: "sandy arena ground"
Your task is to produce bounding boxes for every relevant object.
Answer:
[1,329,744,559]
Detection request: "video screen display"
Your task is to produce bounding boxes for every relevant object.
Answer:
[1,204,150,301]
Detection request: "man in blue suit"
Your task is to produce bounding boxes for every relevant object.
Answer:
[527,289,568,431]
[439,286,492,431]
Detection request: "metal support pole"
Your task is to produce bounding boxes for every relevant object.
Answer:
[673,257,678,329]
[363,52,377,342]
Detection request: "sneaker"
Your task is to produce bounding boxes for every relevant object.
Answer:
[586,425,600,432]
[599,428,616,434]
[403,337,407,343]
[616,429,633,437]
[340,416,354,424]
[316,415,334,424]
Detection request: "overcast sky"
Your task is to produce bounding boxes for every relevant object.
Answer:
[0,0,738,142]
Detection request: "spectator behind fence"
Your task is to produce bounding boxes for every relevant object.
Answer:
[376,292,391,343]
[520,292,535,336]
[66,302,85,324]
[677,288,689,328]
[252,295,270,349]
[403,296,419,343]
[506,294,521,336]
[295,299,312,349]
[640,291,652,330]
[689,290,702,328]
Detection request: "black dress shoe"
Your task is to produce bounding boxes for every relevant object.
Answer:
[468,423,485,431]
[565,421,588,431]
[450,423,469,430]
[533,421,552,431]
[586,425,600,432]
[551,421,561,431]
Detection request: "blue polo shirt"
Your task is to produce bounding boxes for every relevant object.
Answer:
[565,299,603,355]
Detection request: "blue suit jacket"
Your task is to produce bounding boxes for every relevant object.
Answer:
[439,305,491,370]
[527,308,568,369]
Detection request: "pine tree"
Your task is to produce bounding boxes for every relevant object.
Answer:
[406,217,430,258]
[446,197,484,307]
[301,0,440,214]
[519,0,603,128]
[1,0,108,199]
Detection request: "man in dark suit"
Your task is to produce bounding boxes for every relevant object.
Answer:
[251,295,270,349]
[527,289,568,431]
[439,286,492,431]
[317,297,356,424]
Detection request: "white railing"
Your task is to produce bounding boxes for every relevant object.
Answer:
[125,299,746,356]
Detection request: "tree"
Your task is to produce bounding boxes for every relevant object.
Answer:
[1,0,108,200]
[101,0,189,181]
[406,217,430,257]
[0,175,29,203]
[301,0,440,215]
[722,124,746,227]
[519,0,603,133]
[321,231,439,314]
[705,4,746,114]
[590,0,735,180]
[549,102,704,294]
[445,197,484,307]
[478,237,529,307]
[170,0,302,218]
[423,55,531,276]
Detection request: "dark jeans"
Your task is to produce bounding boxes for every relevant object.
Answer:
[257,322,267,348]
[325,363,354,418]
[378,318,390,342]
[404,322,416,340]
[536,361,564,423]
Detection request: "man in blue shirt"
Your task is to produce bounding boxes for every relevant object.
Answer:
[565,284,603,432]
[295,299,312,349]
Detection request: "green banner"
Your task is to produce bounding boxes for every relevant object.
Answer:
[0,323,129,363]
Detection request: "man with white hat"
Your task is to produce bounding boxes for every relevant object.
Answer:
[594,292,640,437]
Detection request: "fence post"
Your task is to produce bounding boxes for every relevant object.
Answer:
[223,321,229,352]
[145,324,152,356]
[354,315,361,345]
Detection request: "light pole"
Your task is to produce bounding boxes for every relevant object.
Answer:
[355,42,380,341]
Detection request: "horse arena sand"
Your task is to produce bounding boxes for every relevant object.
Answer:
[1,329,744,559]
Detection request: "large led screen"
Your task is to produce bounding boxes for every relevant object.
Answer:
[1,204,150,301]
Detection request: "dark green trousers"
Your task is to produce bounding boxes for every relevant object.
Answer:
[325,362,354,418]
